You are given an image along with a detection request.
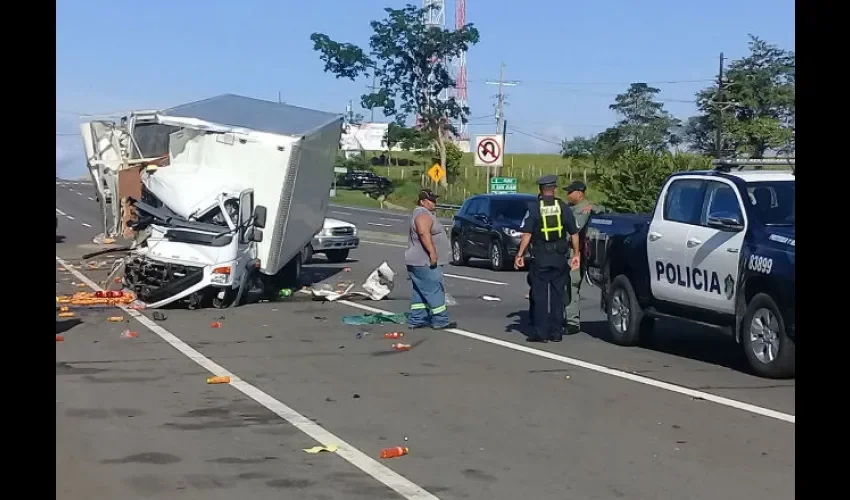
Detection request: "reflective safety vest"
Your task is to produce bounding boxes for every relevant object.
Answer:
[539,200,564,242]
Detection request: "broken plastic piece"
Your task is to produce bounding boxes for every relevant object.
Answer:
[379,446,409,459]
[445,293,457,306]
[481,295,501,301]
[55,334,64,342]
[384,332,404,339]
[210,321,223,328]
[58,312,75,318]
[152,311,167,321]
[391,343,412,351]
[303,444,339,454]
[206,376,231,384]
[342,312,408,326]
[120,330,138,339]
[107,316,124,323]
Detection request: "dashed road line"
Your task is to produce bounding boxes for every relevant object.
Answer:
[81,223,92,228]
[331,210,352,216]
[380,217,403,222]
[88,197,95,201]
[65,215,75,220]
[443,273,507,286]
[367,222,393,227]
[55,256,441,500]
[56,208,67,216]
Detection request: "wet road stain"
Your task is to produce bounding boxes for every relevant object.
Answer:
[102,452,182,465]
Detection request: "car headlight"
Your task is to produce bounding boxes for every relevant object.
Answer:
[351,226,357,236]
[319,228,333,237]
[502,228,522,238]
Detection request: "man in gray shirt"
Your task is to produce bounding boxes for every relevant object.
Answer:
[404,189,456,330]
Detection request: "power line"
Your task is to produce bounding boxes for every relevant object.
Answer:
[507,126,562,146]
[469,77,714,86]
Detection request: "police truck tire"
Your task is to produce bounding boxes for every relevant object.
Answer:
[741,293,795,379]
[606,275,643,346]
[451,237,469,266]
[489,240,509,271]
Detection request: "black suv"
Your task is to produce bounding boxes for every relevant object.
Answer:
[344,170,392,191]
[450,193,537,271]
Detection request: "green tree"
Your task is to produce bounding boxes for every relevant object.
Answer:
[608,83,682,154]
[431,141,463,181]
[691,35,795,157]
[310,4,480,186]
[597,150,710,213]
[560,136,595,159]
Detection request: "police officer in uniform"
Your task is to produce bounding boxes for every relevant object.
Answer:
[515,175,580,343]
[563,181,608,335]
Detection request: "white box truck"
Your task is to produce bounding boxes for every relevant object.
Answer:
[80,94,344,308]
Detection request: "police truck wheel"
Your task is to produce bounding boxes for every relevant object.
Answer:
[451,238,469,266]
[607,275,643,346]
[489,240,508,271]
[741,293,795,379]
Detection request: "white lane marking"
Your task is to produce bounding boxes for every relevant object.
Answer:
[367,222,393,227]
[66,215,75,220]
[331,210,352,216]
[325,300,795,425]
[76,192,83,196]
[361,240,405,248]
[56,257,440,500]
[88,197,95,201]
[443,273,507,286]
[56,208,67,216]
[380,217,403,222]
[81,223,92,228]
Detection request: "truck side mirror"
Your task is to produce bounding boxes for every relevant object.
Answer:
[706,212,744,232]
[253,206,267,229]
[245,227,264,242]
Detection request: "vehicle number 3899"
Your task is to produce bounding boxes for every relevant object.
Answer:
[748,255,773,274]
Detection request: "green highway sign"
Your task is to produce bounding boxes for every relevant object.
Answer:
[489,177,517,194]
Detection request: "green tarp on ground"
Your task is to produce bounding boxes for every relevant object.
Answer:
[342,312,409,325]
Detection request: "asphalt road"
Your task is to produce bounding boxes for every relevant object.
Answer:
[56,179,795,500]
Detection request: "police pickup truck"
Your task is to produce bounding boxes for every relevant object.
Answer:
[584,159,795,378]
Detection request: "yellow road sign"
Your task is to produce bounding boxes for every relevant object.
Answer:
[427,163,445,183]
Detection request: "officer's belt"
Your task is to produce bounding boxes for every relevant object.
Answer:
[535,240,569,255]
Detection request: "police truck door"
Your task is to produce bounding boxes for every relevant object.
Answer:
[682,179,746,313]
[647,178,706,303]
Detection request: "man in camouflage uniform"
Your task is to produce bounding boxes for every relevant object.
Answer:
[563,181,608,335]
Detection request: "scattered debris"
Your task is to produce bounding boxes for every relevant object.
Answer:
[310,262,395,302]
[445,293,457,306]
[313,316,327,321]
[120,330,139,339]
[384,332,404,339]
[343,267,352,272]
[58,312,75,318]
[58,306,70,313]
[206,376,231,384]
[391,343,412,351]
[352,393,361,399]
[379,446,409,459]
[56,334,65,342]
[565,375,571,380]
[343,312,408,326]
[210,321,223,329]
[56,291,138,307]
[277,288,293,299]
[107,316,125,323]
[152,311,167,321]
[303,444,338,454]
[481,295,501,302]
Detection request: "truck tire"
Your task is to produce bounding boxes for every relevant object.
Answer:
[451,237,469,266]
[741,293,795,379]
[325,249,350,263]
[606,275,644,346]
[489,239,509,271]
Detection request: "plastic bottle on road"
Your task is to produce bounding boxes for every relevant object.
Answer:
[278,288,292,299]
[391,343,412,351]
[379,446,409,459]
[384,332,404,339]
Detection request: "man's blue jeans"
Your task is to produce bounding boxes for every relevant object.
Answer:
[406,265,451,328]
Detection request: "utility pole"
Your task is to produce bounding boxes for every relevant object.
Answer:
[486,63,518,176]
[715,52,725,159]
[366,74,378,123]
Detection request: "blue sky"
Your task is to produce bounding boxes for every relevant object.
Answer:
[56,0,794,177]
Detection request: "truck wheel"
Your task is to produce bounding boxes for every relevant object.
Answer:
[301,245,314,265]
[274,253,302,290]
[607,275,644,346]
[451,237,469,266]
[325,249,350,263]
[741,293,795,379]
[489,240,508,271]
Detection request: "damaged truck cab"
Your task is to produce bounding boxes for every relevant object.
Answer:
[80,94,344,309]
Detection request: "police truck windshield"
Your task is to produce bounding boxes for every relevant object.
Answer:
[746,180,794,226]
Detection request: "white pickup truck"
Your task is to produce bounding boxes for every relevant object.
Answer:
[80,94,344,309]
[303,218,359,264]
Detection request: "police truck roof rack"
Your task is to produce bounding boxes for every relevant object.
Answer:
[711,158,795,173]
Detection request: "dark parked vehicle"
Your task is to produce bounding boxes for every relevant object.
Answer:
[344,170,392,191]
[450,193,536,271]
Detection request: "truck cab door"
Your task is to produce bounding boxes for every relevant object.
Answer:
[647,178,707,303]
[682,180,746,313]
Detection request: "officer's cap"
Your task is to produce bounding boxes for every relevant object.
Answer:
[564,181,587,194]
[537,174,558,188]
